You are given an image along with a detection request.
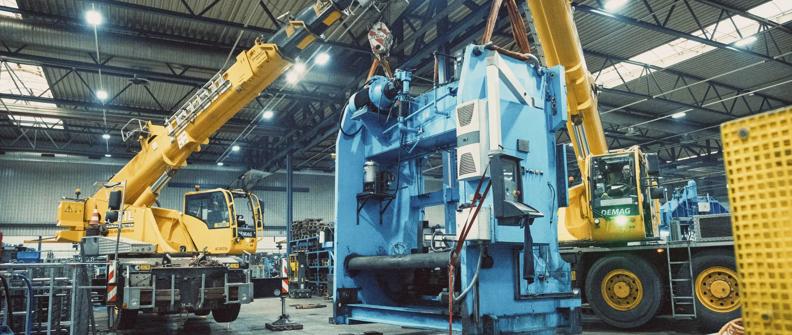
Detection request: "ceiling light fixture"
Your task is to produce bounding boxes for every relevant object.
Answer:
[96,89,108,101]
[671,112,687,119]
[314,52,330,66]
[262,110,275,120]
[603,0,628,12]
[85,9,103,26]
[232,145,240,152]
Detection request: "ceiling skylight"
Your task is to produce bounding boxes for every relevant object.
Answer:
[1,62,63,129]
[595,0,792,89]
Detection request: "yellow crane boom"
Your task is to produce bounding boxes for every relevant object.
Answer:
[526,0,609,240]
[55,0,355,250]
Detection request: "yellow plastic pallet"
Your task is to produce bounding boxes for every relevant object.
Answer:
[721,106,792,335]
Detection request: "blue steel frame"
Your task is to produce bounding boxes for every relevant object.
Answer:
[333,44,580,334]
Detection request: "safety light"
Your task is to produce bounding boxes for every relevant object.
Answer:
[85,9,103,26]
[262,110,275,120]
[314,52,330,66]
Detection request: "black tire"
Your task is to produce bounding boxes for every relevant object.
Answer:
[212,303,241,323]
[585,254,664,329]
[194,309,210,316]
[112,307,138,330]
[678,250,741,332]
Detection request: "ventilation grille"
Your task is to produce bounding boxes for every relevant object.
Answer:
[457,103,475,127]
[459,152,477,176]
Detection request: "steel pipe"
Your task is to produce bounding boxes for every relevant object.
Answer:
[346,251,453,271]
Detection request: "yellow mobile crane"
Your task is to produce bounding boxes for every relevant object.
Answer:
[527,0,740,331]
[51,0,357,329]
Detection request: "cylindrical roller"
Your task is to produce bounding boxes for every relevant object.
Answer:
[346,251,453,271]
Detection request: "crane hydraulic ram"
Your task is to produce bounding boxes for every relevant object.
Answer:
[332,44,580,333]
[50,0,357,328]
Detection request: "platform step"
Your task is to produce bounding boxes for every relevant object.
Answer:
[671,278,691,282]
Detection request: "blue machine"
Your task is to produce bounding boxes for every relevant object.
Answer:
[333,45,580,334]
[660,180,729,227]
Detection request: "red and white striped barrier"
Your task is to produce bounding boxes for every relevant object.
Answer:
[281,258,289,294]
[107,261,118,303]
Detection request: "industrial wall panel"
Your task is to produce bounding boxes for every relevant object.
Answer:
[0,158,334,237]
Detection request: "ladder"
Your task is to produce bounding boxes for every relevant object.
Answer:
[666,243,697,319]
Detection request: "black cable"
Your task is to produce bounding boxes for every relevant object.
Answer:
[338,100,363,137]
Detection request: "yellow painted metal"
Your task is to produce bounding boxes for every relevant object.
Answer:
[695,266,740,313]
[721,106,792,335]
[526,0,608,165]
[601,269,643,311]
[526,0,659,242]
[51,39,308,255]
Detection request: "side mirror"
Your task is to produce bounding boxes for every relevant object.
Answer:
[645,153,660,176]
[108,190,123,210]
[650,187,665,200]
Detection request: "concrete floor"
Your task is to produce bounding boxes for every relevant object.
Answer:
[100,297,705,335]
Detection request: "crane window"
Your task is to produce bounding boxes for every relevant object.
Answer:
[185,191,230,229]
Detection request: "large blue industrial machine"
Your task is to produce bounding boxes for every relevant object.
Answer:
[332,44,580,334]
[660,180,729,227]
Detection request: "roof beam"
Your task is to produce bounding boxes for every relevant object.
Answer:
[572,3,792,69]
[87,0,368,54]
[693,0,792,35]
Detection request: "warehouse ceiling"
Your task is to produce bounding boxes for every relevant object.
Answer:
[0,0,790,196]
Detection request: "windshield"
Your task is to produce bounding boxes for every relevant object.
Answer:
[185,191,230,229]
[591,153,639,217]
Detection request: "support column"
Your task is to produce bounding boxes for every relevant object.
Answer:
[286,151,293,255]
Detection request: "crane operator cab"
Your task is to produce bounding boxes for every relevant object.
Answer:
[183,189,263,253]
[588,150,663,242]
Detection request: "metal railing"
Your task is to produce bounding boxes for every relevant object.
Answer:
[0,262,108,334]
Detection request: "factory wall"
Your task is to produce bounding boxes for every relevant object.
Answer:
[0,155,335,254]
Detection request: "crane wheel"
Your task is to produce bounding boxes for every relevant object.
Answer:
[585,254,663,329]
[212,303,241,323]
[111,306,138,330]
[676,249,740,332]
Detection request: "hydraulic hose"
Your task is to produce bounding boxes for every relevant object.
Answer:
[453,247,483,303]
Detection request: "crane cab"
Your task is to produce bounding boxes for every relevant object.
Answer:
[183,189,264,254]
[586,150,662,242]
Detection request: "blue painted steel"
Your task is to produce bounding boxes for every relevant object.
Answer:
[660,180,729,228]
[333,45,580,334]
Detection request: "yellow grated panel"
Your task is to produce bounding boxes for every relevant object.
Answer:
[721,106,792,335]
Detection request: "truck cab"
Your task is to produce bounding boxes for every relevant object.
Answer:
[183,188,264,254]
